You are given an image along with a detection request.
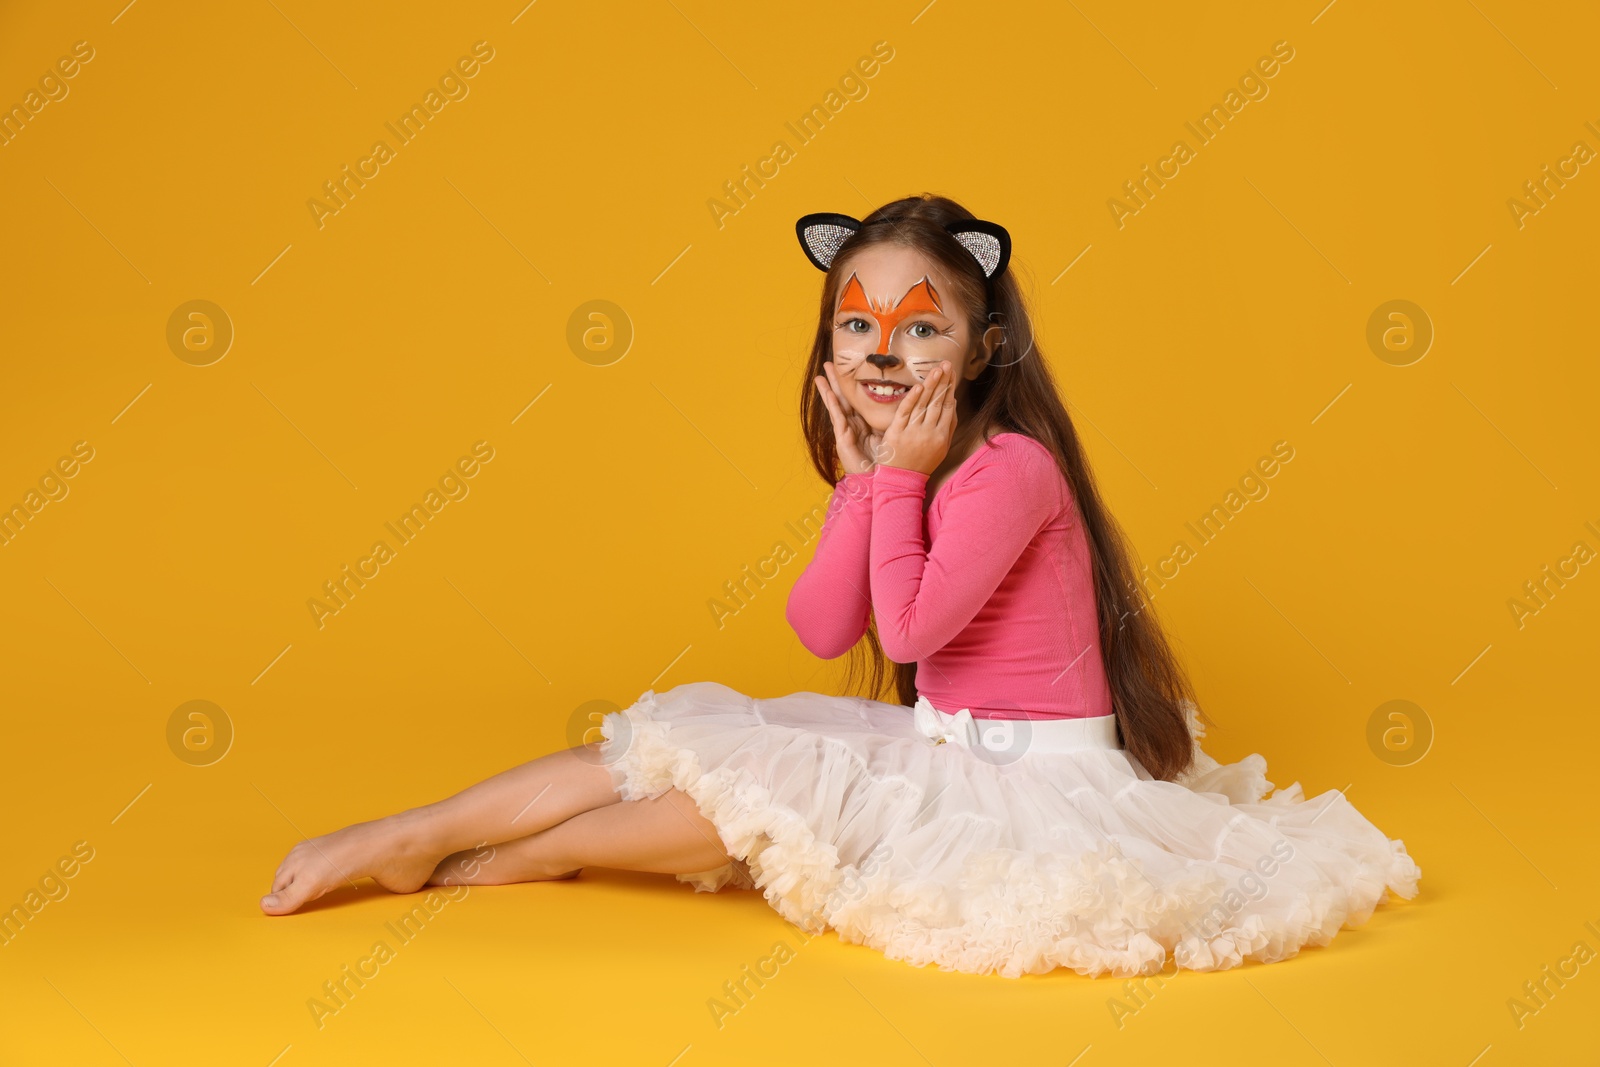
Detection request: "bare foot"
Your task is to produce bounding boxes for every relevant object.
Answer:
[261,811,441,915]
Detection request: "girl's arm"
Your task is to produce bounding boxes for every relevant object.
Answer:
[785,470,876,659]
[869,437,1065,664]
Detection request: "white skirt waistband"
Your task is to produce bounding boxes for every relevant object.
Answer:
[912,695,1121,756]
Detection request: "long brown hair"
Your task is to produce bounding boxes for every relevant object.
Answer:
[797,193,1199,781]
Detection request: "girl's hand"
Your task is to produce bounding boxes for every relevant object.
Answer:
[815,361,886,475]
[880,361,957,476]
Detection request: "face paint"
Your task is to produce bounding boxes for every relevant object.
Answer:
[831,272,962,381]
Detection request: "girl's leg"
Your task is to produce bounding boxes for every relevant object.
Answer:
[428,788,733,886]
[261,746,624,915]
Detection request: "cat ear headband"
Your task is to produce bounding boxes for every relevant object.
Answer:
[794,212,1012,281]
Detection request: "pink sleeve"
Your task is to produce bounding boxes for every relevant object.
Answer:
[785,471,875,659]
[869,438,1064,664]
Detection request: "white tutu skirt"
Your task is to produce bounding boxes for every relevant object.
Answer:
[596,681,1421,979]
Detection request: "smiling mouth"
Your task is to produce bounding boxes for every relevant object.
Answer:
[858,377,911,400]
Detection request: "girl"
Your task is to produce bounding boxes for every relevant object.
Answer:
[261,194,1421,979]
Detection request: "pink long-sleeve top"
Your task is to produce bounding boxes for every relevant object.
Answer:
[785,431,1114,720]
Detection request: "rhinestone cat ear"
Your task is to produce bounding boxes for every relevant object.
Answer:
[943,219,1011,279]
[795,212,862,272]
[794,211,1013,279]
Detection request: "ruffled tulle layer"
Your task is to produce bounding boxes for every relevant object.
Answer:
[596,681,1420,979]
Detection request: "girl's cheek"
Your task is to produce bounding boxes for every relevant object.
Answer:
[832,345,869,370]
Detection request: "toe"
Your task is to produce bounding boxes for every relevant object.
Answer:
[261,874,311,915]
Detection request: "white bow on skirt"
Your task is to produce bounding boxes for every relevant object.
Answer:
[911,696,978,747]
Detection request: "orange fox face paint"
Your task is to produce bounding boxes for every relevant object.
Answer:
[831,271,962,386]
[822,243,990,429]
[836,273,945,355]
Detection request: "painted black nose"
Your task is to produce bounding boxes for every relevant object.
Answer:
[865,353,900,370]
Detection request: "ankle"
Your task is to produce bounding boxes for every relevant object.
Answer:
[428,842,516,886]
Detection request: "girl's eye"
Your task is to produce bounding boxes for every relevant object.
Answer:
[838,318,871,334]
[908,322,937,340]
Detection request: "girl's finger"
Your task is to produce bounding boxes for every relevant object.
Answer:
[814,376,834,414]
[920,368,945,418]
[905,383,928,424]
[815,377,846,429]
[906,371,934,422]
[825,361,860,415]
[822,362,843,404]
[926,374,946,420]
[887,385,916,433]
[935,383,957,434]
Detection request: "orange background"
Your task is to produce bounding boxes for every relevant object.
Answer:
[1,1,1595,1064]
